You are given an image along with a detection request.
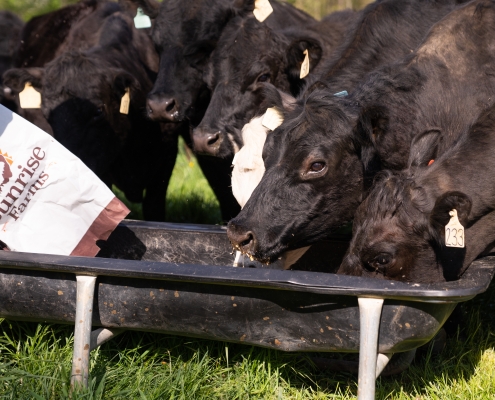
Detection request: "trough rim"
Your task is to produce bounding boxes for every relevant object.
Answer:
[0,248,491,304]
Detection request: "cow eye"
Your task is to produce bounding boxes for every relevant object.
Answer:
[257,73,270,83]
[366,253,392,273]
[309,161,326,173]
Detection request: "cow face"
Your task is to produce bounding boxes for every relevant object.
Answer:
[193,16,324,158]
[338,130,472,282]
[4,52,140,180]
[227,91,364,263]
[339,171,440,282]
[339,172,471,282]
[145,0,238,123]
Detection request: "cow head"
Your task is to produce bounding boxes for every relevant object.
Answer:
[4,54,141,181]
[142,0,254,124]
[227,88,365,263]
[192,15,325,158]
[3,11,153,184]
[338,130,471,282]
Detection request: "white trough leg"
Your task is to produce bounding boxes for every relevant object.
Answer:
[71,275,97,389]
[357,298,384,400]
[90,328,125,351]
[375,353,392,378]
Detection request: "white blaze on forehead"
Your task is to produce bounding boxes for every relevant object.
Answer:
[231,115,268,208]
[231,107,284,208]
[231,108,309,269]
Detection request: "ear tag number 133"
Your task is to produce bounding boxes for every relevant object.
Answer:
[445,209,464,248]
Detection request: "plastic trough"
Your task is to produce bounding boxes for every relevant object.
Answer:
[0,220,494,399]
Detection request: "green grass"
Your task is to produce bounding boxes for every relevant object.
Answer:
[1,280,495,399]
[3,134,495,399]
[5,1,491,396]
[0,0,79,21]
[113,138,222,225]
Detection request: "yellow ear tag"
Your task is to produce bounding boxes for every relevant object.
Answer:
[253,0,273,22]
[120,88,130,115]
[262,107,284,131]
[300,49,310,79]
[134,7,152,29]
[19,82,41,109]
[445,209,465,248]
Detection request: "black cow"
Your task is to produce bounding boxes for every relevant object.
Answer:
[339,105,495,282]
[14,0,107,69]
[4,12,172,222]
[306,0,468,94]
[0,11,23,111]
[124,0,316,221]
[9,0,124,135]
[193,0,468,160]
[131,0,314,124]
[227,0,495,265]
[192,8,357,158]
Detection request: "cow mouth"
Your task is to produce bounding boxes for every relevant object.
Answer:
[231,245,275,265]
[147,108,185,123]
[230,239,288,265]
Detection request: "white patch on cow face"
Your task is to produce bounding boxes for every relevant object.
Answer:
[231,116,267,208]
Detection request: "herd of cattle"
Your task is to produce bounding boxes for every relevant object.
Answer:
[1,0,495,283]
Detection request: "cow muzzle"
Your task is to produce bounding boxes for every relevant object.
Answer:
[192,127,223,156]
[227,221,257,258]
[146,94,181,122]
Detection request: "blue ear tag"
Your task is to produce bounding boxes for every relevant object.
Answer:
[333,90,348,97]
[134,7,152,29]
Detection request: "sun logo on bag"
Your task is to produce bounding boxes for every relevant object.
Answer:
[0,150,13,193]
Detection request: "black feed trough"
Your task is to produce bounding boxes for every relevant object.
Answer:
[0,220,493,399]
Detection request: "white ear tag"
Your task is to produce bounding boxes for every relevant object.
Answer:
[262,107,283,131]
[445,209,465,248]
[120,88,130,114]
[19,83,41,109]
[300,49,310,79]
[253,0,273,23]
[134,7,152,29]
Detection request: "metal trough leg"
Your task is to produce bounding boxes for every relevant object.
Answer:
[90,328,125,351]
[357,298,384,400]
[375,353,392,378]
[71,275,97,390]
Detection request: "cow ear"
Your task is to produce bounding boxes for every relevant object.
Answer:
[233,0,256,16]
[408,129,442,169]
[98,14,134,49]
[3,68,44,93]
[285,37,323,82]
[429,191,471,240]
[118,0,160,19]
[112,71,140,98]
[261,83,296,113]
[356,105,388,171]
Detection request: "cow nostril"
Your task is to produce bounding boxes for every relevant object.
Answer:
[206,133,219,147]
[165,99,176,113]
[240,232,254,248]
